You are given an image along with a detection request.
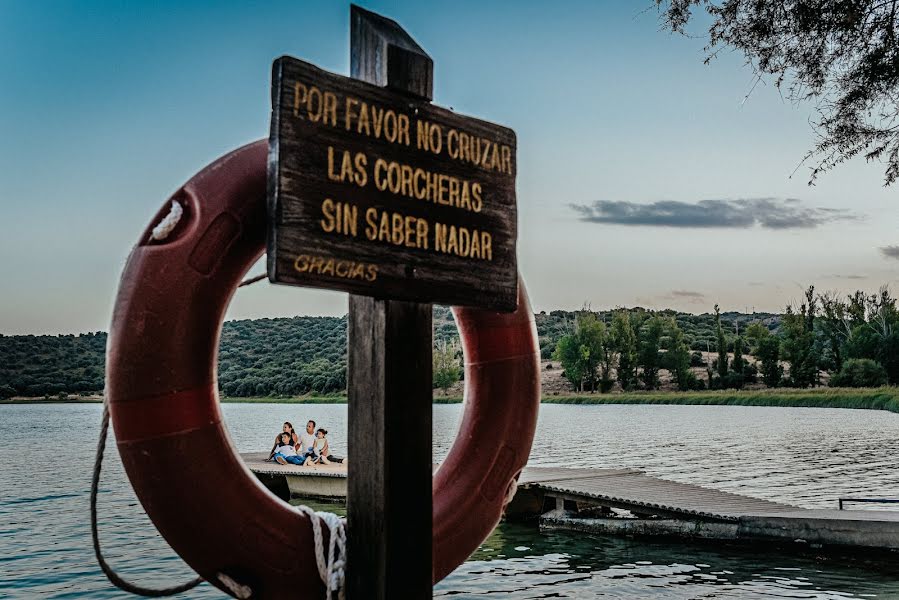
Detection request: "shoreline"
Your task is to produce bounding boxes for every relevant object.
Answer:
[3,387,898,413]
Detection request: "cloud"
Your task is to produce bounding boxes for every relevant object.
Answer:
[670,290,705,298]
[880,245,899,260]
[570,198,859,229]
[657,290,706,305]
[823,274,866,280]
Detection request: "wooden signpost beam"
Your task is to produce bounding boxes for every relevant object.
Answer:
[346,6,433,599]
[268,5,518,596]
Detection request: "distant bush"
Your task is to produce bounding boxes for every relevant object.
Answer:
[690,351,705,367]
[829,359,888,388]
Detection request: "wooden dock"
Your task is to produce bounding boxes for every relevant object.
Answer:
[243,454,899,552]
[244,452,348,498]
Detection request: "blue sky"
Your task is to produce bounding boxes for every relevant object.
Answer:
[1,1,896,334]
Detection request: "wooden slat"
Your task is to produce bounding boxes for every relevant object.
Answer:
[344,9,434,600]
[534,472,797,519]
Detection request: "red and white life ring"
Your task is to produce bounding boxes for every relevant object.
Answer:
[106,140,541,597]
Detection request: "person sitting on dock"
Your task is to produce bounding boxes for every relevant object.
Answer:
[271,432,304,465]
[268,422,297,460]
[304,428,331,466]
[296,419,317,461]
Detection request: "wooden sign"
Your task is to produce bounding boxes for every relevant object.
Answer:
[267,55,518,311]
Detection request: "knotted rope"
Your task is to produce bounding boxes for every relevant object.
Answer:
[294,507,347,600]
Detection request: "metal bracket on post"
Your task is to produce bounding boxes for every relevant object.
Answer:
[346,5,434,600]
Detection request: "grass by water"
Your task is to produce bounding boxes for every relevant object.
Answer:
[231,387,899,413]
[543,387,899,413]
[4,387,898,413]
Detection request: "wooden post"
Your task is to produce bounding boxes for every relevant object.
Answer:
[346,6,434,599]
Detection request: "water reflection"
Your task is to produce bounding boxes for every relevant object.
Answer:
[290,497,899,599]
[437,522,899,599]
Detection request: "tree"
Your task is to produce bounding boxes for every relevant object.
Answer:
[830,358,888,388]
[597,322,618,394]
[781,287,820,387]
[657,0,899,185]
[732,335,744,377]
[638,316,666,390]
[714,304,729,380]
[0,384,14,400]
[665,319,696,391]
[611,311,639,390]
[729,335,745,389]
[745,322,769,354]
[554,312,606,392]
[842,286,899,383]
[756,335,783,388]
[433,339,462,395]
[817,291,851,373]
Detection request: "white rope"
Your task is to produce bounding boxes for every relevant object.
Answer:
[294,506,347,600]
[216,573,252,599]
[150,200,184,241]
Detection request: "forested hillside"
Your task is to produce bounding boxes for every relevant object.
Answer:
[0,306,777,398]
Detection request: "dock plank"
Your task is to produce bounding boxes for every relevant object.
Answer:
[533,472,797,520]
[241,454,899,550]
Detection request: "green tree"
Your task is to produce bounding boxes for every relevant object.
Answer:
[638,316,665,390]
[611,311,638,391]
[656,0,899,186]
[597,322,617,394]
[714,304,728,380]
[817,291,850,373]
[756,335,783,388]
[829,358,888,388]
[781,287,820,387]
[745,322,769,355]
[432,339,462,395]
[554,312,606,392]
[665,319,696,391]
[842,287,899,384]
[727,335,745,389]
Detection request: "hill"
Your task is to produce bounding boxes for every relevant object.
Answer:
[0,307,779,398]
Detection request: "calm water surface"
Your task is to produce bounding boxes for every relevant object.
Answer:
[2,403,899,598]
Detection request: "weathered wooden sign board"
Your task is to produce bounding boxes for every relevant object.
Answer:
[267,55,518,311]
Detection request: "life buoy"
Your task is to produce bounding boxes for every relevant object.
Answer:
[107,140,540,598]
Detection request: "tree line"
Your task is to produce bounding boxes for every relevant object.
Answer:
[552,286,899,393]
[2,286,896,399]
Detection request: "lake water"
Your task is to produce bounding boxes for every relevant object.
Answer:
[3,403,899,598]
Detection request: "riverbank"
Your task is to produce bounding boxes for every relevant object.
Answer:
[542,387,899,413]
[5,387,899,413]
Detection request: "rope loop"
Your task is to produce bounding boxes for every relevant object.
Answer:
[91,405,205,597]
[150,200,184,241]
[294,506,347,600]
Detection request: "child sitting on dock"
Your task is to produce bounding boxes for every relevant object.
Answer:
[303,428,331,466]
[272,432,303,465]
[268,422,297,460]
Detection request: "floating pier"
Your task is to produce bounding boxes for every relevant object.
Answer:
[243,453,899,552]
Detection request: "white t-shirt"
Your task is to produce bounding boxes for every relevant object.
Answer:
[277,444,297,457]
[298,430,316,452]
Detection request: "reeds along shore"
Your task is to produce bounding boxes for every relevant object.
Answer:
[226,387,899,413]
[4,387,899,414]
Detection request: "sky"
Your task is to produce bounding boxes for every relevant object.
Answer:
[1,0,897,335]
